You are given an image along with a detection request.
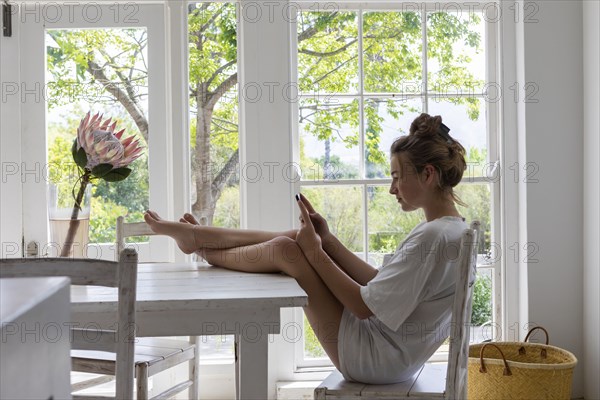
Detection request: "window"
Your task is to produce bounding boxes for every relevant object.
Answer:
[17,3,170,262]
[293,3,500,367]
[46,27,150,252]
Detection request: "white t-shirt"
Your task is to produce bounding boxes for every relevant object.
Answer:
[337,216,467,384]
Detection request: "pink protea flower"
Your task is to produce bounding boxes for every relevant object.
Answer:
[72,111,143,181]
[61,111,144,257]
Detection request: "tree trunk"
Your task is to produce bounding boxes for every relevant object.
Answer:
[192,104,215,226]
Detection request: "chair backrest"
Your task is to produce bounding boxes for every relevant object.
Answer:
[116,215,156,259]
[0,249,138,400]
[445,220,480,400]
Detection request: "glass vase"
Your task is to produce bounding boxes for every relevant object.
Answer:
[48,182,92,258]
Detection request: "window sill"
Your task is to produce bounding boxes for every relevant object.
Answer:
[295,365,335,374]
[276,381,322,400]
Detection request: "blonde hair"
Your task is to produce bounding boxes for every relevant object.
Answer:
[390,113,467,207]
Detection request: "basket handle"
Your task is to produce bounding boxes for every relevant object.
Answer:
[519,326,549,358]
[524,326,549,344]
[479,343,512,376]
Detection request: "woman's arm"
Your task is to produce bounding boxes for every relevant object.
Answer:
[295,198,373,320]
[305,247,373,319]
[321,234,378,286]
[298,194,378,286]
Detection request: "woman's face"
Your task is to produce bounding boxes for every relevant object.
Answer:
[389,153,426,212]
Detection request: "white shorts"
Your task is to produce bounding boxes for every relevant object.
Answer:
[337,308,422,384]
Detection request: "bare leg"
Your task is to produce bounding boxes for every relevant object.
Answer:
[144,210,297,253]
[145,211,343,365]
[203,236,343,368]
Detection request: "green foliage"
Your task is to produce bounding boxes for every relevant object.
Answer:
[212,185,240,229]
[298,10,484,179]
[362,12,423,92]
[46,28,148,112]
[455,183,491,250]
[427,12,482,93]
[92,157,148,214]
[301,186,364,252]
[471,273,493,326]
[304,314,326,358]
[188,3,237,89]
[297,12,359,93]
[367,186,424,252]
[89,194,128,244]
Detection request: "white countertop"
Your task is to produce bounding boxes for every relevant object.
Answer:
[0,277,71,326]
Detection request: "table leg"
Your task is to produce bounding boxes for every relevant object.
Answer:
[234,334,240,400]
[236,331,269,400]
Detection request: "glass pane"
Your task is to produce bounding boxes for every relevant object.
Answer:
[300,186,364,253]
[363,11,423,93]
[427,11,486,94]
[198,335,235,361]
[428,98,487,178]
[364,98,422,178]
[189,2,239,228]
[300,98,360,181]
[471,268,495,342]
[367,185,424,266]
[454,183,491,257]
[46,28,149,245]
[297,11,358,94]
[304,314,327,359]
[455,183,495,338]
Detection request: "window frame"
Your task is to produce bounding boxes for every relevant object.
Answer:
[290,1,502,370]
[15,2,185,262]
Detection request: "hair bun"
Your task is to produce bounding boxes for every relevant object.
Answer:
[409,113,443,137]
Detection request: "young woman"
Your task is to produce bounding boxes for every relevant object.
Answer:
[144,113,468,384]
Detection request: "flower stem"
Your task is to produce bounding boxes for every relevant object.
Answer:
[60,172,91,257]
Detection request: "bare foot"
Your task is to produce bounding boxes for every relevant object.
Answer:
[144,210,200,254]
[179,213,199,225]
[177,213,205,258]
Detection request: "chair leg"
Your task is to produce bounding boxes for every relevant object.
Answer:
[190,336,201,400]
[136,364,149,400]
[234,334,240,400]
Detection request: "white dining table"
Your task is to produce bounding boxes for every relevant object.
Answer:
[70,262,308,400]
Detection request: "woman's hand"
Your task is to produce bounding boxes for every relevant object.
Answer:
[296,195,322,255]
[299,193,332,241]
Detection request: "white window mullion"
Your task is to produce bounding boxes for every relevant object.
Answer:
[357,9,369,259]
[358,8,365,181]
[166,1,192,263]
[485,8,503,340]
[362,182,369,259]
[237,2,297,395]
[421,9,429,113]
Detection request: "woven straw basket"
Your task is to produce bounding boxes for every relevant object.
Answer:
[468,327,577,399]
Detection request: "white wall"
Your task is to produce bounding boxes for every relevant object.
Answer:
[519,1,584,397]
[583,1,600,399]
[0,7,23,258]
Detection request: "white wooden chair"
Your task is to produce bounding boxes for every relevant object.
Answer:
[113,216,200,400]
[315,221,480,400]
[0,249,139,400]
